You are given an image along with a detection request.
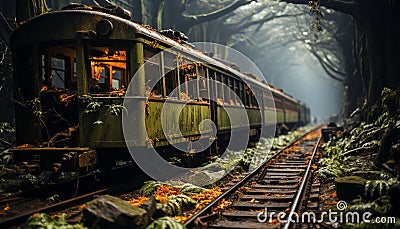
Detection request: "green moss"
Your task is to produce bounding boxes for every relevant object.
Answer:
[336,176,366,202]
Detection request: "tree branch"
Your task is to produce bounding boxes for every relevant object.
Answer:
[278,0,359,17]
[183,0,255,25]
[311,49,345,82]
[237,13,302,31]
[156,0,165,30]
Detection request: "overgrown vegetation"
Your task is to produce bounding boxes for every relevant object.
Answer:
[316,87,400,228]
[25,213,87,229]
[134,181,222,225]
[315,136,362,181]
[163,194,197,216]
[80,95,127,125]
[0,122,15,148]
[146,216,186,229]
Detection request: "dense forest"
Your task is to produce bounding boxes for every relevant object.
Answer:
[0,0,400,151]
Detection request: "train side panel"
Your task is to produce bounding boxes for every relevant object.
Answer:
[145,100,211,147]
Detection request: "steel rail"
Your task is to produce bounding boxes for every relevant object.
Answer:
[0,188,109,228]
[283,136,322,229]
[184,127,319,227]
[0,164,146,227]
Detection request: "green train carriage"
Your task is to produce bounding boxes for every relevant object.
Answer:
[9,5,310,171]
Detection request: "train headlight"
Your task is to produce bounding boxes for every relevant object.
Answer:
[96,19,113,37]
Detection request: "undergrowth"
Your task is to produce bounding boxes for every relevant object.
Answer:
[25,213,87,229]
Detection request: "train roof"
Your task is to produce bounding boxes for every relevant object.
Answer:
[11,6,305,105]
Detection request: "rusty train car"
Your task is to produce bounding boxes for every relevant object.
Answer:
[8,4,310,172]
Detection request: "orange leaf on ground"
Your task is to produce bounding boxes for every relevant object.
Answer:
[129,196,150,207]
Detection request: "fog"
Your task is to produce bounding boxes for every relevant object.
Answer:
[254,48,344,121]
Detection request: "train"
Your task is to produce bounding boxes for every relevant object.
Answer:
[8,4,310,172]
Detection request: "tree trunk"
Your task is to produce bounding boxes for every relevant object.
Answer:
[16,0,48,24]
[353,1,400,121]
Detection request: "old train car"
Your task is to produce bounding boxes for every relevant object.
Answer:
[9,4,310,172]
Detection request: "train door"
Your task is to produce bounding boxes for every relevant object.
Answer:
[38,44,79,146]
[78,43,130,148]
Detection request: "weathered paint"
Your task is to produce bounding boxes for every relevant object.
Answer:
[81,97,127,148]
[285,110,298,123]
[276,109,285,123]
[216,106,261,132]
[264,109,276,125]
[124,42,147,147]
[145,100,211,147]
[247,108,262,127]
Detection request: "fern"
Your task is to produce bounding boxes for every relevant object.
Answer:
[163,195,197,216]
[26,213,87,229]
[364,178,397,200]
[146,217,186,229]
[315,154,351,181]
[348,196,391,216]
[85,101,103,113]
[46,194,60,204]
[140,180,159,197]
[181,184,205,195]
[106,104,127,116]
[0,122,15,135]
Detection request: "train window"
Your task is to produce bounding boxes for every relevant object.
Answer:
[233,80,240,106]
[40,44,78,92]
[286,100,296,111]
[216,73,223,105]
[228,78,235,105]
[187,79,198,101]
[144,51,163,98]
[287,101,292,110]
[240,82,245,106]
[144,48,157,59]
[179,63,189,100]
[163,52,178,98]
[253,88,259,108]
[275,96,283,109]
[198,66,208,101]
[165,70,178,98]
[112,67,125,89]
[144,48,164,98]
[73,62,77,79]
[223,75,230,104]
[264,94,274,108]
[51,57,65,89]
[263,94,267,108]
[284,100,289,110]
[250,88,255,108]
[245,85,251,107]
[179,62,198,101]
[88,47,127,94]
[41,54,69,90]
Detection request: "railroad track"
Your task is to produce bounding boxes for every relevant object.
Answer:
[0,188,109,228]
[0,128,322,228]
[0,165,148,228]
[185,128,322,229]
